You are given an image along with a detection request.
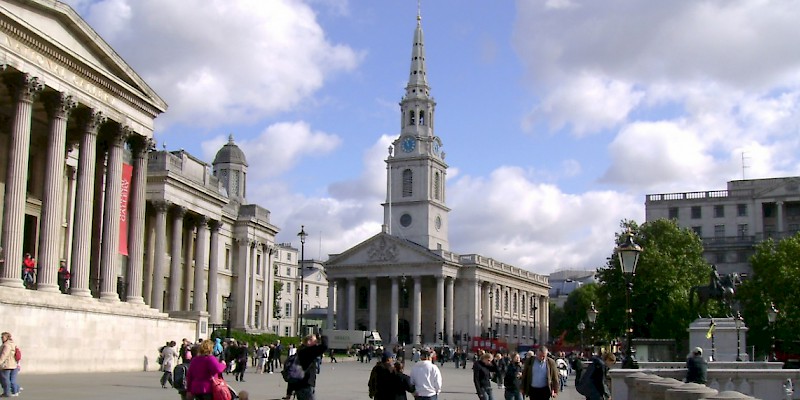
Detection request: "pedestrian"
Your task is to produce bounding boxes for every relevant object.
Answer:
[520,346,559,400]
[274,340,283,369]
[21,253,36,289]
[369,351,397,400]
[213,338,223,361]
[328,348,337,363]
[503,352,524,400]
[580,352,615,400]
[186,339,227,400]
[0,332,19,397]
[555,352,568,391]
[393,361,416,400]
[288,333,329,400]
[685,347,707,384]
[494,353,507,389]
[57,261,70,293]
[473,352,497,400]
[256,344,267,374]
[234,343,248,382]
[173,345,195,400]
[409,348,442,400]
[571,352,584,386]
[160,341,179,388]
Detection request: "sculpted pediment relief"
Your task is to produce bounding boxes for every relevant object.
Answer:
[367,236,398,262]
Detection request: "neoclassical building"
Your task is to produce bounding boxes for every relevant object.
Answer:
[325,14,550,347]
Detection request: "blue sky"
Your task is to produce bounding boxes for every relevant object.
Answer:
[65,0,800,274]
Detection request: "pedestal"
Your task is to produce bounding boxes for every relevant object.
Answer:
[688,318,748,362]
[169,310,210,341]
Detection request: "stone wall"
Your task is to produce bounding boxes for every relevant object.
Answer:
[0,287,196,373]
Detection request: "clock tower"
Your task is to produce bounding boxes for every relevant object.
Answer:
[383,12,450,251]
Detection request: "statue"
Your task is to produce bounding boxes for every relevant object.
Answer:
[690,266,741,316]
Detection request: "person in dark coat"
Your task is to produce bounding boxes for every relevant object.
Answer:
[473,352,498,400]
[584,352,615,400]
[685,347,708,384]
[503,352,524,400]
[392,361,415,400]
[369,351,397,400]
[289,333,328,400]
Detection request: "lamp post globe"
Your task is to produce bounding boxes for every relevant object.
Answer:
[616,229,642,369]
[768,302,779,362]
[297,225,308,337]
[578,321,586,353]
[588,302,598,354]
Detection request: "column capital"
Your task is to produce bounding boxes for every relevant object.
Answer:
[129,136,155,159]
[151,200,170,213]
[436,275,445,282]
[236,238,253,246]
[194,215,209,227]
[74,108,107,135]
[4,73,43,103]
[209,219,221,233]
[104,124,132,147]
[172,205,187,218]
[42,92,77,119]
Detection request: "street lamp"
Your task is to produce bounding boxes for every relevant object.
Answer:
[297,225,308,337]
[531,302,538,345]
[768,302,779,362]
[400,274,407,344]
[588,302,598,355]
[735,311,744,361]
[488,290,494,339]
[578,321,586,354]
[617,229,642,369]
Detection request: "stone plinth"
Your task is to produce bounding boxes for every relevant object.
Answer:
[705,391,757,399]
[650,377,686,400]
[666,383,719,400]
[689,318,748,362]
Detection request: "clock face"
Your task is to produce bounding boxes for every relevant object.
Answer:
[433,141,440,155]
[435,215,442,231]
[402,137,416,153]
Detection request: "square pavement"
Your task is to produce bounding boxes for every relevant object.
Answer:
[13,358,585,400]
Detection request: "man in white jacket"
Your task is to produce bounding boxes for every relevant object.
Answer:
[409,348,442,400]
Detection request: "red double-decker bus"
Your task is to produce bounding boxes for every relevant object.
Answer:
[469,337,510,353]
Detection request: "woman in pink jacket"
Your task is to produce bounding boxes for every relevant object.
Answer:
[186,339,226,399]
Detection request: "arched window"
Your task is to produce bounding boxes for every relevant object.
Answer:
[433,172,441,200]
[419,111,425,126]
[522,295,527,315]
[402,169,413,197]
[409,110,415,125]
[513,293,518,313]
[504,291,509,312]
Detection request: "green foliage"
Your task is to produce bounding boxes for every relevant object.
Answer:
[555,284,599,344]
[211,329,300,354]
[549,302,565,340]
[737,234,800,359]
[595,219,708,352]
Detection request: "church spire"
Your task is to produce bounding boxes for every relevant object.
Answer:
[405,6,429,99]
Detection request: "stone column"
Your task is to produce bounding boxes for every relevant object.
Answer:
[168,206,186,311]
[347,278,356,330]
[390,277,399,344]
[412,276,422,345]
[261,245,271,330]
[125,137,151,304]
[68,109,105,296]
[150,201,169,309]
[207,221,221,323]
[37,93,76,292]
[335,279,346,331]
[181,222,195,310]
[776,201,784,233]
[436,275,444,343]
[483,284,492,330]
[327,280,336,330]
[472,280,482,338]
[446,277,454,345]
[235,239,252,329]
[62,166,77,272]
[192,216,209,312]
[142,213,155,305]
[249,242,258,327]
[99,126,129,302]
[0,74,42,287]
[89,146,107,296]
[369,277,378,331]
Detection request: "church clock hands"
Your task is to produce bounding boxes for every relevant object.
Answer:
[401,136,416,153]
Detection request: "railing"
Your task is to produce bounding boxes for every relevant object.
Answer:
[647,189,755,203]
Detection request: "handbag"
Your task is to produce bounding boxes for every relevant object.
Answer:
[211,375,232,400]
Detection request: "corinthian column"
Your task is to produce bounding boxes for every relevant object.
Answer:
[207,221,221,323]
[37,92,76,292]
[412,276,422,345]
[125,137,152,304]
[69,109,105,296]
[0,74,42,287]
[192,216,209,312]
[446,277,454,345]
[150,201,169,309]
[99,125,130,302]
[168,206,186,311]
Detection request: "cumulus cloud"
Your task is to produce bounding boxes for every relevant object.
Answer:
[69,0,362,128]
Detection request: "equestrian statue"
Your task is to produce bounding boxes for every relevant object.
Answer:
[690,264,741,316]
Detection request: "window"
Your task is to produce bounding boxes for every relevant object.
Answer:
[433,172,441,200]
[737,204,748,217]
[409,110,415,125]
[521,295,526,315]
[284,303,292,317]
[790,224,800,234]
[315,286,320,297]
[494,289,500,310]
[284,326,289,336]
[668,207,679,219]
[402,169,413,197]
[287,253,292,261]
[358,286,368,309]
[274,263,279,276]
[419,111,425,126]
[286,267,292,277]
[692,226,703,237]
[304,284,309,295]
[513,293,517,313]
[225,248,231,270]
[286,282,292,293]
[738,224,748,237]
[256,254,261,275]
[764,203,775,218]
[691,206,702,219]
[503,291,509,312]
[714,205,725,218]
[254,301,261,327]
[714,225,725,237]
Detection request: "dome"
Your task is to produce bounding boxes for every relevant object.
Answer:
[213,134,248,166]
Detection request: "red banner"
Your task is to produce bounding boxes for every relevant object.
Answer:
[119,163,133,256]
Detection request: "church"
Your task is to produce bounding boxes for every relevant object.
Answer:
[324,13,551,348]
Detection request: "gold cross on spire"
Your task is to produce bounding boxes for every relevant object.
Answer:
[417,0,422,21]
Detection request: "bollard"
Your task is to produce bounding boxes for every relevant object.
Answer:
[666,382,719,400]
[704,390,757,399]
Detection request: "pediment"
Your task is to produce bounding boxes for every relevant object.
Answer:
[755,178,800,198]
[0,0,166,111]
[326,232,444,267]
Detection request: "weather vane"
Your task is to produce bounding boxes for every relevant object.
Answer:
[417,0,422,20]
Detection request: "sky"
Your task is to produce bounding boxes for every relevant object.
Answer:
[64,0,800,274]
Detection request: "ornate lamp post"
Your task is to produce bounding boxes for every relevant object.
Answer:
[531,302,538,345]
[588,302,598,355]
[488,290,494,339]
[400,274,407,344]
[768,303,778,362]
[735,311,744,361]
[297,225,307,337]
[617,229,642,369]
[578,321,586,354]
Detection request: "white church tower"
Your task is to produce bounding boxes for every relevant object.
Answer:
[383,11,450,251]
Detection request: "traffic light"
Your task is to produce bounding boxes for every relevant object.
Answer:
[463,333,468,341]
[438,332,443,340]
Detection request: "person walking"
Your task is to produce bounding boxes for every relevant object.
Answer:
[186,339,227,400]
[290,333,329,400]
[409,348,442,400]
[520,346,560,400]
[503,352,524,400]
[160,341,179,388]
[393,361,416,400]
[581,352,615,400]
[685,347,707,384]
[0,332,19,397]
[473,352,498,400]
[369,351,397,400]
[21,254,36,289]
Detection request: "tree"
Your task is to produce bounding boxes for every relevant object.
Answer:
[595,219,708,354]
[554,284,599,344]
[737,234,800,359]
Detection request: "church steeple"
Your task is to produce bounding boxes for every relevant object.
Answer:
[384,10,450,252]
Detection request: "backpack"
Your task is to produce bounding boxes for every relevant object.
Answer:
[172,363,188,391]
[576,362,596,397]
[210,375,232,400]
[14,347,21,362]
[281,354,306,384]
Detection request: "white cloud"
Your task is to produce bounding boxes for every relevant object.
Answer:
[72,0,362,129]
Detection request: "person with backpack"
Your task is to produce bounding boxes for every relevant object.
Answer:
[576,352,615,400]
[283,333,328,400]
[186,339,227,400]
[173,345,196,400]
[0,332,19,397]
